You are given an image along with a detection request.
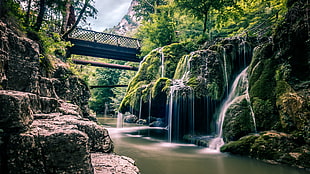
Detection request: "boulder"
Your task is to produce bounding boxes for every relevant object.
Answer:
[91,153,139,174]
[124,115,138,123]
[221,131,310,169]
[7,128,93,174]
[0,91,35,131]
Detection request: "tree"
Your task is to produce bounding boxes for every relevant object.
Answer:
[62,0,98,38]
[34,0,46,31]
[137,4,177,55]
[133,0,168,20]
[174,0,235,34]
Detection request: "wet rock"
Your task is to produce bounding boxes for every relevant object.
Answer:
[91,153,140,174]
[136,119,147,125]
[276,90,309,133]
[124,115,138,123]
[149,120,166,127]
[222,96,255,142]
[221,131,310,169]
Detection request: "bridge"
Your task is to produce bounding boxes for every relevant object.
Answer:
[66,28,142,88]
[67,28,141,62]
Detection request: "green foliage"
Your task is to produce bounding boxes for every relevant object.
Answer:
[174,0,236,34]
[89,66,121,114]
[213,0,287,38]
[2,0,97,33]
[133,0,168,20]
[137,5,177,55]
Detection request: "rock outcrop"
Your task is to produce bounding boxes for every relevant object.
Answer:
[221,0,309,169]
[112,0,140,36]
[0,20,139,173]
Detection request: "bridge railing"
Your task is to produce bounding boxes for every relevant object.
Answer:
[68,28,141,49]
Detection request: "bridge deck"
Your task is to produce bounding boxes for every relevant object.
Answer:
[67,28,141,62]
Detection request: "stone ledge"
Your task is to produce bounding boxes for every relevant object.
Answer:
[91,153,140,174]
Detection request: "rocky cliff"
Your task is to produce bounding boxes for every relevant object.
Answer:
[112,0,140,36]
[0,21,139,173]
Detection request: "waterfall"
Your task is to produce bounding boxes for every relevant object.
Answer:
[238,38,251,68]
[104,102,108,117]
[117,112,124,128]
[159,47,165,78]
[245,83,257,133]
[138,96,142,120]
[148,92,152,123]
[167,79,195,142]
[181,53,194,81]
[222,47,229,96]
[209,67,249,151]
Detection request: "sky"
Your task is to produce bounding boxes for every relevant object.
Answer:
[87,0,133,32]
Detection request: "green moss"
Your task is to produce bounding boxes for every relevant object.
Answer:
[162,43,191,79]
[275,80,293,98]
[152,78,170,98]
[206,82,220,100]
[248,43,280,131]
[173,54,188,79]
[223,97,255,142]
[220,135,259,155]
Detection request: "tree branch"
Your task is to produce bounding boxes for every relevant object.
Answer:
[62,0,90,39]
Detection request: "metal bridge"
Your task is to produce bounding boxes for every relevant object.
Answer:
[67,28,141,62]
[66,28,142,88]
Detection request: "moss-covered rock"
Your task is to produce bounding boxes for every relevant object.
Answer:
[276,85,309,134]
[221,131,310,168]
[220,134,259,156]
[119,43,189,115]
[248,43,279,131]
[222,97,255,142]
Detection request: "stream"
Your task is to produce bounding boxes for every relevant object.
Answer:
[98,118,308,174]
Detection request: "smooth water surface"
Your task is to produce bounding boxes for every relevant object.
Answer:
[103,125,309,174]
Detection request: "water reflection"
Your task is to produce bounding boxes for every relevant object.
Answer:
[103,126,308,174]
[102,126,308,174]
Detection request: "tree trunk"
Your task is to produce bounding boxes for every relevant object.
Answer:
[34,0,46,31]
[61,0,71,34]
[62,0,90,39]
[0,0,3,17]
[203,12,208,34]
[25,0,32,27]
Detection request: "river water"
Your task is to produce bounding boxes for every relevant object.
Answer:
[98,118,308,174]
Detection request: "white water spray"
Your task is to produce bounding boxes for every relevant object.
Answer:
[159,47,165,78]
[117,112,124,128]
[209,67,249,151]
[222,47,229,96]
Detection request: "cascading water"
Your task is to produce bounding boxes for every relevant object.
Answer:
[245,83,257,133]
[138,96,143,120]
[166,52,196,142]
[148,92,152,123]
[209,67,250,151]
[222,47,229,96]
[238,38,251,68]
[117,112,124,128]
[159,47,165,78]
[167,79,195,142]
